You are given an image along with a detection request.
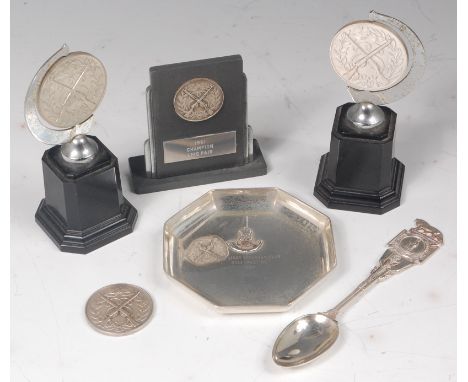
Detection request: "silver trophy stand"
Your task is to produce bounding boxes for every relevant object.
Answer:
[314,11,426,214]
[24,45,137,254]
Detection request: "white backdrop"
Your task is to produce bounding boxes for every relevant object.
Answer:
[11,1,456,381]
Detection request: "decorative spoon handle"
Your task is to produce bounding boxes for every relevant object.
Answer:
[324,219,443,320]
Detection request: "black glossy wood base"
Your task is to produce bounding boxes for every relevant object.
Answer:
[36,198,137,254]
[313,103,405,215]
[314,153,405,214]
[129,139,267,194]
[36,136,137,254]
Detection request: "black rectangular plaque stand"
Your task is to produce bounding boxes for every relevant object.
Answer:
[129,55,267,194]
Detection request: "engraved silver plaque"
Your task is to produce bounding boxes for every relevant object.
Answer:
[164,188,336,313]
[163,131,237,164]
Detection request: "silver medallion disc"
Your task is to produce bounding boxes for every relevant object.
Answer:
[85,283,153,336]
[185,235,230,266]
[330,21,408,92]
[174,78,224,122]
[38,52,107,129]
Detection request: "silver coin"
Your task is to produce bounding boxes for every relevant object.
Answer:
[38,52,107,129]
[174,78,224,122]
[85,283,153,336]
[330,21,408,92]
[185,235,230,266]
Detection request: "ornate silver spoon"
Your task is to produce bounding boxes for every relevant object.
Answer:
[272,219,444,367]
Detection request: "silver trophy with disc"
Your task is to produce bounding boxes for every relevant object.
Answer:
[24,44,137,254]
[314,11,426,214]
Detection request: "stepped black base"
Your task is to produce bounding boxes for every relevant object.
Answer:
[36,198,137,254]
[314,153,405,215]
[129,139,267,194]
[37,136,138,254]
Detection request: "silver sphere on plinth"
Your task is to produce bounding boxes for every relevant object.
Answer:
[61,134,99,162]
[346,102,385,129]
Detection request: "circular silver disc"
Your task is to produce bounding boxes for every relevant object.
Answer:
[174,78,224,122]
[38,52,107,129]
[330,21,408,92]
[85,283,153,336]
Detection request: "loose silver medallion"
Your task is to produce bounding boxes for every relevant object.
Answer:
[330,21,408,92]
[174,78,224,122]
[185,235,230,266]
[85,283,153,336]
[38,52,107,129]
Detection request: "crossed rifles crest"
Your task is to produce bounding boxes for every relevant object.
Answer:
[174,78,224,121]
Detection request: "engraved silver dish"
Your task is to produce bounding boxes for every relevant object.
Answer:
[164,188,336,313]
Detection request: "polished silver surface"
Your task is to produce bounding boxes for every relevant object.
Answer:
[38,52,106,129]
[164,188,336,313]
[145,85,155,175]
[25,45,91,145]
[329,11,425,106]
[272,219,443,367]
[24,45,106,148]
[330,20,408,92]
[346,102,385,128]
[247,125,253,161]
[144,139,152,176]
[163,131,236,163]
[273,313,339,367]
[85,283,153,336]
[60,134,99,162]
[173,77,224,122]
[346,11,426,105]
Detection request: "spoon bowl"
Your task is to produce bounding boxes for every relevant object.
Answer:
[272,313,339,367]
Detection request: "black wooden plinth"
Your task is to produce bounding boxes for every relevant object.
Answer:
[35,136,138,254]
[129,139,267,194]
[314,103,405,215]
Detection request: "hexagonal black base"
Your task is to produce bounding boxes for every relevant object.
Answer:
[129,139,267,194]
[314,153,405,215]
[35,198,138,254]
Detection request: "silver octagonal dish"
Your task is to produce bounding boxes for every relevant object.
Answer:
[164,188,336,313]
